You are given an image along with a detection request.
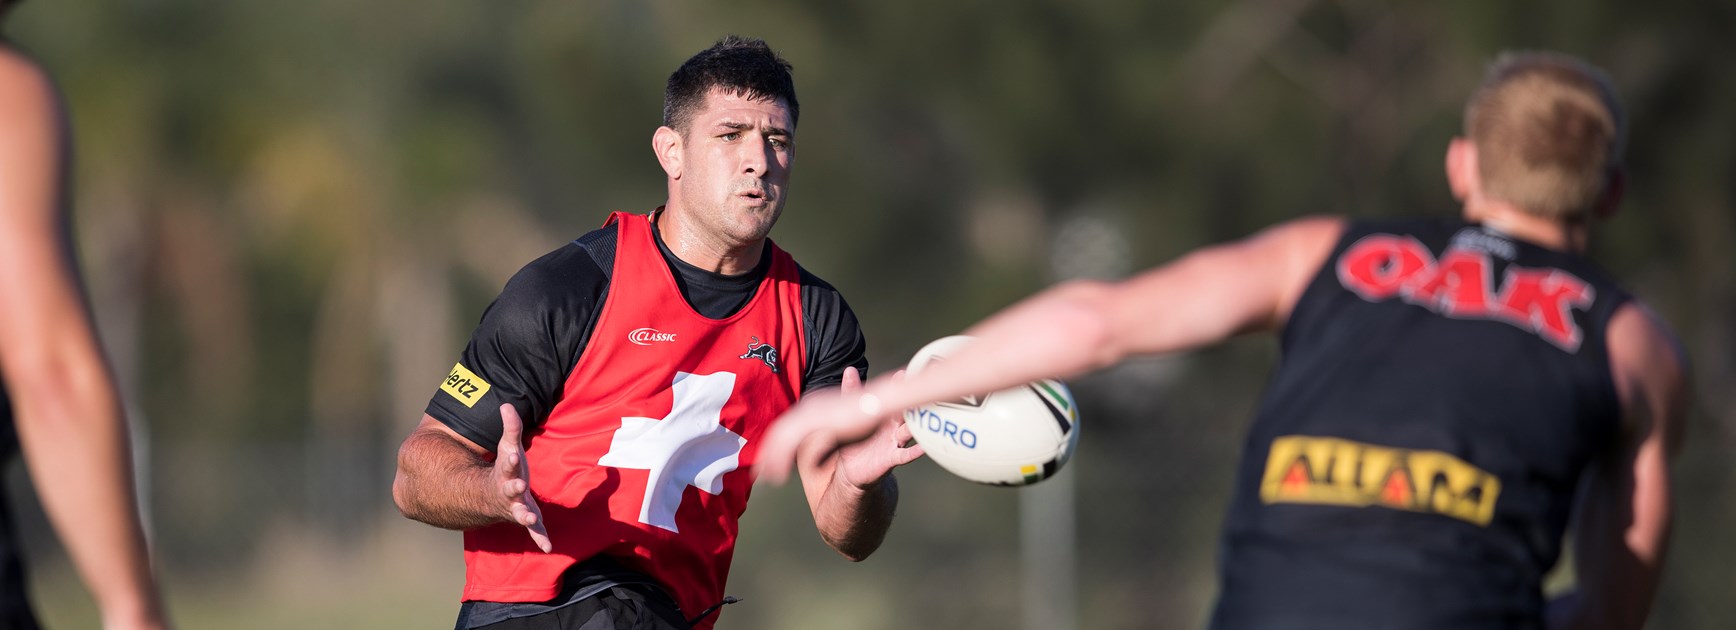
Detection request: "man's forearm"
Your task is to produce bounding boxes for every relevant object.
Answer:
[813,473,898,562]
[393,430,506,530]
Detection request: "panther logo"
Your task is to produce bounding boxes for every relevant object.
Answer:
[739,336,779,374]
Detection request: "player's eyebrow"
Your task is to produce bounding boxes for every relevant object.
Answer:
[712,120,792,138]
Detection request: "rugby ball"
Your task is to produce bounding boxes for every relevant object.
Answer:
[902,336,1080,486]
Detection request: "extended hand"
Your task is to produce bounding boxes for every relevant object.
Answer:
[831,368,924,488]
[756,368,915,485]
[496,404,552,553]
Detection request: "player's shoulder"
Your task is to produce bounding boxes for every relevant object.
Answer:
[1253,214,1350,271]
[790,259,857,313]
[791,259,842,294]
[492,225,616,317]
[1607,299,1689,438]
[0,47,58,134]
[0,46,50,91]
[1608,299,1688,375]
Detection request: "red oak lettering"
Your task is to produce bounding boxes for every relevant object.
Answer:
[1336,234,1594,352]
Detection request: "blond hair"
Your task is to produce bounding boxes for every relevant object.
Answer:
[1464,52,1626,219]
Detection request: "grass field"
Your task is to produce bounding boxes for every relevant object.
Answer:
[32,519,464,629]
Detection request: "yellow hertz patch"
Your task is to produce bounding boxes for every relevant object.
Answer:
[440,363,492,408]
[1260,435,1501,526]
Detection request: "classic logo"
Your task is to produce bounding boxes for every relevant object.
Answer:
[1260,435,1502,526]
[738,336,779,373]
[440,363,492,408]
[1336,233,1595,352]
[628,327,678,346]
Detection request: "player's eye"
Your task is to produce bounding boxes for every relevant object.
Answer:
[719,132,741,142]
[768,137,790,150]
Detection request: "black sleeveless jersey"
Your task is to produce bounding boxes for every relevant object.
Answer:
[1208,218,1630,630]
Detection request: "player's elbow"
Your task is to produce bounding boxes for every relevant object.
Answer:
[391,440,428,522]
[391,470,416,520]
[823,531,883,563]
[1046,280,1125,369]
[5,348,117,432]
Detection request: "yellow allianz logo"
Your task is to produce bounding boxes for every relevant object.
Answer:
[440,363,492,408]
[1259,435,1501,526]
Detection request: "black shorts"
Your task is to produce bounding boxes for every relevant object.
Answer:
[471,583,691,630]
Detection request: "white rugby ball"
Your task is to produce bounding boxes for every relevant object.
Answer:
[902,335,1080,486]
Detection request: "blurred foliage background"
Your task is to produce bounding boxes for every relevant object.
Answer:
[4,0,1732,628]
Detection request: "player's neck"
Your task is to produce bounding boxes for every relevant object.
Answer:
[653,206,765,276]
[1464,201,1589,254]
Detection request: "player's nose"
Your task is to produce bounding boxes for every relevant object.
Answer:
[739,138,769,176]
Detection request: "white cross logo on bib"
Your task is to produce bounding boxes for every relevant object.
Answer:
[596,371,745,533]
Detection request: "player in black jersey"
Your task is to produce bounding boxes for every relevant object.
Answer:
[761,51,1686,629]
[0,3,171,628]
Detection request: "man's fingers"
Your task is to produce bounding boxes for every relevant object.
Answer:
[527,523,552,554]
[892,420,914,446]
[511,502,538,526]
[898,443,926,464]
[499,403,524,452]
[512,498,553,553]
[841,366,861,392]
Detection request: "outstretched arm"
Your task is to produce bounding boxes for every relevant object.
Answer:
[757,215,1343,483]
[393,406,551,552]
[1547,303,1687,630]
[793,368,923,561]
[0,50,169,629]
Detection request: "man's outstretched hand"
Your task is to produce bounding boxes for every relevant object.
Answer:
[496,404,551,553]
[829,367,923,488]
[756,369,909,486]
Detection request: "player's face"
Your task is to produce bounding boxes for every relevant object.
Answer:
[676,87,795,245]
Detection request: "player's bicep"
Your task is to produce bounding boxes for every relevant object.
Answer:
[1104,215,1343,356]
[0,58,82,370]
[1600,302,1688,565]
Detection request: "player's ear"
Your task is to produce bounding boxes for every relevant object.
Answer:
[1593,167,1625,220]
[1445,137,1478,203]
[653,126,683,180]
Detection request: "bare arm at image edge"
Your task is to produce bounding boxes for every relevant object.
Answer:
[0,51,169,630]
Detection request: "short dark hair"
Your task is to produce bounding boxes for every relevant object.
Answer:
[1464,51,1626,219]
[662,35,798,133]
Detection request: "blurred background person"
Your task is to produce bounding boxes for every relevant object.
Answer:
[0,0,171,628]
[759,51,1685,630]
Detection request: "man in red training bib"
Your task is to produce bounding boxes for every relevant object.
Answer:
[393,36,922,630]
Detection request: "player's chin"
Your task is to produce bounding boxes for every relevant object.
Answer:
[732,204,782,240]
